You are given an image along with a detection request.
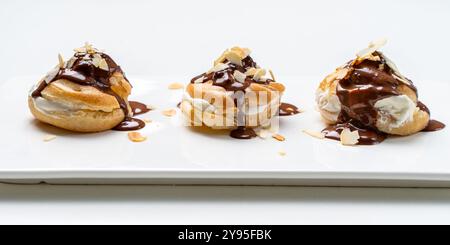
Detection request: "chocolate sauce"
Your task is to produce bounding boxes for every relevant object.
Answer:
[279,103,301,116]
[322,120,387,145]
[422,120,446,132]
[177,102,181,108]
[129,101,151,116]
[323,52,434,144]
[32,49,151,132]
[190,55,266,139]
[190,55,270,92]
[230,127,257,139]
[336,56,416,128]
[112,118,146,131]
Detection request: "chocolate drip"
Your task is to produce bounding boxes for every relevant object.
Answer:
[230,126,257,139]
[423,120,446,132]
[279,103,301,116]
[129,101,151,116]
[32,50,150,131]
[113,118,146,131]
[322,120,387,145]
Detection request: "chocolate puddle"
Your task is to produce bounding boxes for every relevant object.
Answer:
[279,103,301,116]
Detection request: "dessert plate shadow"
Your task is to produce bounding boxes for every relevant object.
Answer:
[1,76,449,187]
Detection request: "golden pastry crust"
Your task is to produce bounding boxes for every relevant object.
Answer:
[376,108,429,136]
[28,72,132,132]
[28,97,125,132]
[182,81,285,129]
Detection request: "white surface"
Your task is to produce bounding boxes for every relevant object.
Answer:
[1,0,450,224]
[2,184,450,225]
[2,75,449,186]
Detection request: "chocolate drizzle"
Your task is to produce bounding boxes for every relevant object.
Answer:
[32,49,151,132]
[279,103,301,116]
[190,56,272,92]
[129,101,151,116]
[323,52,444,145]
[230,126,257,140]
[190,54,276,140]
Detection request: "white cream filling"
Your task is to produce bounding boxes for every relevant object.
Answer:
[315,89,341,122]
[374,95,416,128]
[32,96,76,113]
[182,91,280,117]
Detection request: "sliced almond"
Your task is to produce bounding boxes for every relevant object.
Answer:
[58,54,65,68]
[231,46,251,58]
[43,135,57,142]
[302,130,325,139]
[272,134,285,142]
[245,68,257,76]
[335,68,349,80]
[128,132,147,142]
[214,51,227,66]
[208,63,228,74]
[224,51,243,66]
[233,70,247,83]
[146,104,156,110]
[356,38,387,60]
[98,58,109,71]
[168,82,184,90]
[253,69,266,81]
[193,77,205,84]
[143,119,153,123]
[269,69,277,82]
[340,128,360,146]
[278,151,287,156]
[162,109,177,117]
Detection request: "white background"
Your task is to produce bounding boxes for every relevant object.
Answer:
[1,0,450,224]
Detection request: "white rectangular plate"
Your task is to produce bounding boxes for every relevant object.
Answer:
[1,76,449,187]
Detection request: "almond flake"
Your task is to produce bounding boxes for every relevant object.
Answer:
[278,151,287,156]
[128,132,147,142]
[43,135,57,142]
[233,70,247,83]
[214,52,227,66]
[253,69,266,81]
[272,134,285,142]
[245,68,257,76]
[193,77,204,84]
[98,58,109,71]
[224,51,243,66]
[162,109,177,117]
[356,38,387,60]
[146,104,156,110]
[168,82,184,90]
[269,69,277,82]
[340,128,360,146]
[208,63,229,74]
[302,130,325,139]
[58,54,65,68]
[143,119,153,123]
